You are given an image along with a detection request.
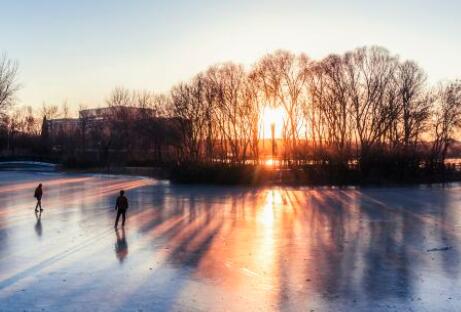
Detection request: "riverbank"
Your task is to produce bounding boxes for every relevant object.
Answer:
[169,163,461,186]
[3,160,461,186]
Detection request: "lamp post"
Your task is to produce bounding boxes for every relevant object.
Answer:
[271,122,275,161]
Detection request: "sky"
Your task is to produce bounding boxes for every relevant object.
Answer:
[1,0,460,114]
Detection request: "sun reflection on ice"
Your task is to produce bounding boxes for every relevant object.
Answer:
[259,190,282,226]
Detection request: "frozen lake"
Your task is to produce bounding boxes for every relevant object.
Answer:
[1,171,461,311]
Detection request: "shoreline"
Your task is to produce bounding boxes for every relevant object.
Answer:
[2,160,461,188]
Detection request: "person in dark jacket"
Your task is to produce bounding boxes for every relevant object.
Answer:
[114,190,128,227]
[34,183,43,212]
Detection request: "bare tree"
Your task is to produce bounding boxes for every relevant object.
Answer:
[396,61,431,151]
[106,86,132,107]
[41,103,60,119]
[61,100,70,118]
[309,54,352,163]
[429,81,461,167]
[251,50,312,165]
[205,63,255,163]
[24,106,39,135]
[105,87,135,163]
[0,53,19,118]
[171,80,207,162]
[343,46,401,164]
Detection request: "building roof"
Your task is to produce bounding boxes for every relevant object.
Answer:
[79,106,155,119]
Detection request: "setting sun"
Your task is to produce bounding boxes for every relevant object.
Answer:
[260,106,285,139]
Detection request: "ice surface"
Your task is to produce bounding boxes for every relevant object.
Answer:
[1,171,461,311]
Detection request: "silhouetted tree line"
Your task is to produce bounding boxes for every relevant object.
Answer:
[1,47,461,184]
[167,46,461,183]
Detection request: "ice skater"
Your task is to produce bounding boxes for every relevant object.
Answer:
[34,183,43,212]
[114,190,128,227]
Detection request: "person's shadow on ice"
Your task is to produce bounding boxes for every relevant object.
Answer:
[115,227,128,263]
[35,211,42,237]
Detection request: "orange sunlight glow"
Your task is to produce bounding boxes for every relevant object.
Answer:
[259,190,282,226]
[264,159,282,167]
[265,159,275,167]
[260,106,285,139]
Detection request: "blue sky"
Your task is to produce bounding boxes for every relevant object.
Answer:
[1,0,460,112]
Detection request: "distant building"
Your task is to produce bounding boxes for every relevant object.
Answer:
[44,106,184,163]
[45,106,174,138]
[44,118,80,140]
[79,106,152,120]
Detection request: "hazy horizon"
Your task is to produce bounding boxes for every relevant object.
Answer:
[2,0,461,112]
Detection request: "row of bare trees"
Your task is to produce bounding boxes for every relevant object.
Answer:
[168,46,461,170]
[308,47,461,169]
[1,47,461,173]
